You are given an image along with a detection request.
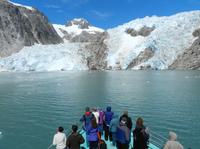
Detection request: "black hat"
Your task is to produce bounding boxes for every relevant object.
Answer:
[72,125,78,132]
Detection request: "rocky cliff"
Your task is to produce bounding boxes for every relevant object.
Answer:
[169,28,200,70]
[0,0,62,57]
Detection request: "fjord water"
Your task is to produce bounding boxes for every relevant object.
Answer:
[0,71,199,149]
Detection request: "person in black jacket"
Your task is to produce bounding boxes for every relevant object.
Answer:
[119,111,132,130]
[133,117,149,149]
[66,125,85,149]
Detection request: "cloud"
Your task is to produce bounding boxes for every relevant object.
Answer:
[86,10,111,20]
[45,4,60,9]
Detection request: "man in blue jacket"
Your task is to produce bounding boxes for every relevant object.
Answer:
[116,117,131,149]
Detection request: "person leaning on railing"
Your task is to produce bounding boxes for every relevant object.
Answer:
[133,117,150,149]
[52,127,66,149]
[163,131,184,149]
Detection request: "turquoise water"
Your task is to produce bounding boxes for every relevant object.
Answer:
[0,71,199,149]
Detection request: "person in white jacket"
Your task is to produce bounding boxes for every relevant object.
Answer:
[163,131,184,149]
[53,127,66,149]
[92,108,100,124]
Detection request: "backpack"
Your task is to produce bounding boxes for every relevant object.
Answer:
[116,125,130,144]
[98,111,104,124]
[83,113,93,125]
[133,126,149,149]
[104,111,113,125]
[141,127,149,144]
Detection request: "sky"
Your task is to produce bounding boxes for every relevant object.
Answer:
[11,0,200,29]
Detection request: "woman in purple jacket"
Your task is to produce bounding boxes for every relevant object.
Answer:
[87,118,99,149]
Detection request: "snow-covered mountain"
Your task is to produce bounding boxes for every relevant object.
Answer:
[0,1,200,71]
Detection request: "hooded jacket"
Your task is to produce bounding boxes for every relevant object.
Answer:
[104,106,114,126]
[99,110,105,125]
[163,132,184,149]
[119,114,132,130]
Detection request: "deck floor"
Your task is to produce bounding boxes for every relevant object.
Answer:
[80,130,160,149]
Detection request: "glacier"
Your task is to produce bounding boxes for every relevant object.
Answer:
[0,43,88,71]
[0,10,200,71]
[106,11,200,70]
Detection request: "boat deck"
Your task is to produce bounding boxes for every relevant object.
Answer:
[79,130,160,149]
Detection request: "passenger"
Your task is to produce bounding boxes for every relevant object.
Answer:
[103,106,114,141]
[80,107,94,131]
[163,131,184,149]
[66,125,85,149]
[52,126,66,149]
[98,108,105,135]
[133,117,149,149]
[87,118,99,149]
[119,111,132,130]
[116,117,131,149]
[92,108,99,124]
[109,114,119,146]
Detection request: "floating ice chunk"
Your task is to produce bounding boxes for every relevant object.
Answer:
[0,131,2,139]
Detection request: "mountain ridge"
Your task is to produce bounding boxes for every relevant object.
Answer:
[0,1,200,71]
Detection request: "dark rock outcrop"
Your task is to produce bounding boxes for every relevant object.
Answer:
[193,28,200,37]
[125,26,155,37]
[70,31,107,43]
[126,47,155,69]
[79,32,109,70]
[169,28,200,70]
[66,18,90,29]
[0,0,62,57]
[85,41,108,70]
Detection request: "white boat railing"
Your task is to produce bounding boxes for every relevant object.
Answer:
[149,130,168,149]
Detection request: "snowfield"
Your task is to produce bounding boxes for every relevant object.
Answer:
[0,10,200,71]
